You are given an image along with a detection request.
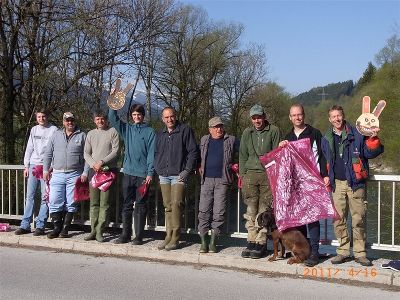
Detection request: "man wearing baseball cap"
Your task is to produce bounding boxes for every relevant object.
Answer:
[43,111,89,239]
[239,104,281,259]
[197,117,238,253]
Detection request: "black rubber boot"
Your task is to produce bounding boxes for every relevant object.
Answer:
[132,203,147,245]
[114,212,132,244]
[241,242,256,258]
[59,212,74,238]
[47,212,63,239]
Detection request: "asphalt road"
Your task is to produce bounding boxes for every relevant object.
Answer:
[0,246,398,300]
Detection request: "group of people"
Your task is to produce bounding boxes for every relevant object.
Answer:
[15,101,383,268]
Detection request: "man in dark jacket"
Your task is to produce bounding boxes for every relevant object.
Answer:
[279,104,329,266]
[154,107,198,251]
[198,116,238,253]
[322,105,383,267]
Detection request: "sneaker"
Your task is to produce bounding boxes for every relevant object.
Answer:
[355,257,372,267]
[331,254,351,265]
[33,228,45,236]
[15,228,31,235]
[304,253,319,267]
[241,242,256,258]
[250,243,268,259]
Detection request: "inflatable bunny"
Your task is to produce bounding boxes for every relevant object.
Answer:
[107,78,134,110]
[355,96,386,136]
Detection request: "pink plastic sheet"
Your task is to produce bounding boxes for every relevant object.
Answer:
[74,177,90,202]
[259,138,338,231]
[90,171,116,192]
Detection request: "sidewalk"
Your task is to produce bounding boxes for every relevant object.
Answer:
[1,227,399,289]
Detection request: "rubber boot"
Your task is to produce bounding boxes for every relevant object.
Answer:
[59,212,74,238]
[47,212,63,239]
[86,186,99,241]
[132,203,147,245]
[95,197,110,243]
[165,184,184,251]
[114,212,132,244]
[199,234,208,253]
[158,184,173,250]
[208,229,217,253]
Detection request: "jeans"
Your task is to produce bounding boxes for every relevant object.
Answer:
[20,165,48,230]
[159,175,184,185]
[49,171,81,213]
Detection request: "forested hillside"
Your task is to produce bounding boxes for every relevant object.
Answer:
[300,56,400,173]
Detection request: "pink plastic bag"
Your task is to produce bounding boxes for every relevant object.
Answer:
[0,223,11,232]
[259,138,339,232]
[231,163,243,189]
[74,177,90,202]
[32,165,43,179]
[90,171,116,192]
[137,182,149,198]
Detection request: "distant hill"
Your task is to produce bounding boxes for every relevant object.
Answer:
[292,80,354,105]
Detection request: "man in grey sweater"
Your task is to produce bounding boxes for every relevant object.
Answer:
[84,110,119,242]
[43,112,89,239]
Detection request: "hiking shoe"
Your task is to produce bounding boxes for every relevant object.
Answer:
[241,242,256,258]
[355,257,372,267]
[33,228,45,236]
[131,237,143,245]
[331,254,351,265]
[304,253,320,267]
[15,228,31,235]
[250,243,268,259]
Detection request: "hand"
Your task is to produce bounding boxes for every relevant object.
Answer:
[80,175,88,182]
[144,176,152,185]
[23,168,29,178]
[43,172,49,181]
[323,176,330,187]
[278,140,289,148]
[93,160,103,172]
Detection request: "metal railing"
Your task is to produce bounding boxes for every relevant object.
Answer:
[1,165,399,252]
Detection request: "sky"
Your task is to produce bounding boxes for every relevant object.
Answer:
[182,0,400,95]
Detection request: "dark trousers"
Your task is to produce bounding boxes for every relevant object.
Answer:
[298,221,320,255]
[122,175,147,214]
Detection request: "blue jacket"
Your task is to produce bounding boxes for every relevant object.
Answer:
[109,109,155,178]
[321,122,383,192]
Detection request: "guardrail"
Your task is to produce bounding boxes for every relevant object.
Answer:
[0,165,399,252]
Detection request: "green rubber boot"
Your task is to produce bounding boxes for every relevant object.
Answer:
[199,234,208,253]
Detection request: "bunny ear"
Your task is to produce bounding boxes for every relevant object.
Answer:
[372,100,386,118]
[362,96,371,114]
[114,78,122,92]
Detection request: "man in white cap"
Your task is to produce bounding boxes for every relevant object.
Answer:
[197,116,238,253]
[239,104,281,259]
[43,111,89,239]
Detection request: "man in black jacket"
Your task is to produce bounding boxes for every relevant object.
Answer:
[279,104,329,266]
[154,107,198,251]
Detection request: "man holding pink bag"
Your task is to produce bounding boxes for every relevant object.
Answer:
[84,110,119,242]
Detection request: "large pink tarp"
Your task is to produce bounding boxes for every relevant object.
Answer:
[259,138,338,231]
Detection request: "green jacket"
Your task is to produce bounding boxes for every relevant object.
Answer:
[239,123,281,175]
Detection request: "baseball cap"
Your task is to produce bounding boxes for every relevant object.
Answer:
[208,116,224,127]
[63,112,75,120]
[249,104,265,117]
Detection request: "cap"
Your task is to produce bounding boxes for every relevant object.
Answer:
[249,104,265,117]
[208,116,224,128]
[63,112,75,120]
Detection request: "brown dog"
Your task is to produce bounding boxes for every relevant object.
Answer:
[257,208,310,264]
